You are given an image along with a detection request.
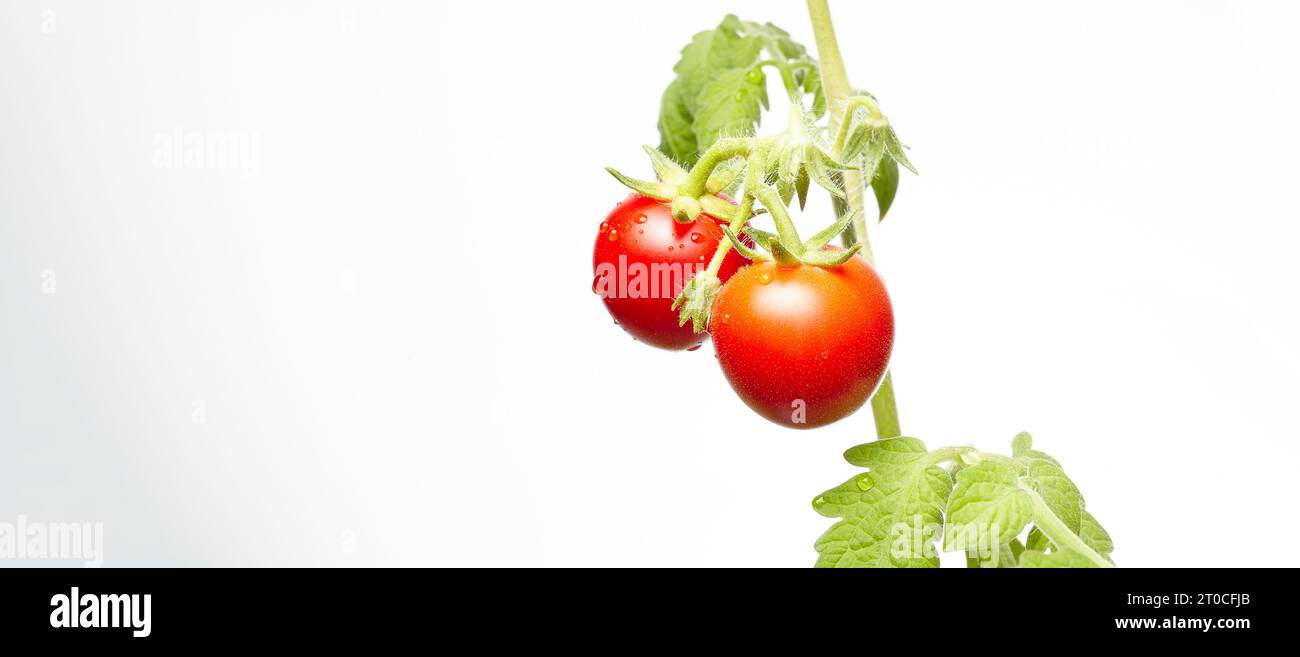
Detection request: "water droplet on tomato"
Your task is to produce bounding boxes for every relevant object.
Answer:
[698,255,705,262]
[613,319,619,325]
[689,233,702,243]
[758,272,772,285]
[607,229,619,242]
[667,245,673,252]
[678,243,685,250]
[635,214,648,224]
[598,221,609,234]
[687,344,701,352]
[638,229,644,234]
[721,313,731,323]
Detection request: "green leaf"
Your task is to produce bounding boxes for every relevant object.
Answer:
[691,68,766,153]
[872,156,900,221]
[944,458,1032,553]
[1024,526,1053,552]
[1013,433,1083,535]
[658,79,698,165]
[1080,509,1114,559]
[812,433,1114,568]
[813,437,953,568]
[970,540,1024,568]
[1019,550,1101,568]
[654,16,821,166]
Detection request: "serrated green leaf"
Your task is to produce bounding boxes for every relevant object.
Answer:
[1014,437,1083,535]
[814,437,952,568]
[654,16,821,166]
[691,68,765,153]
[1080,509,1114,559]
[944,459,1032,552]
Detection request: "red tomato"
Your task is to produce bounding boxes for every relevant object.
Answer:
[592,194,749,351]
[710,254,894,429]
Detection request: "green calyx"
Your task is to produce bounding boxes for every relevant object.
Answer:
[605,146,742,224]
[740,183,863,268]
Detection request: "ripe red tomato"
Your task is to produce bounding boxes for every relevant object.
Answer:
[709,254,894,429]
[592,194,749,351]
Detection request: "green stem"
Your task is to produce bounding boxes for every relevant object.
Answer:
[702,149,767,276]
[752,185,806,257]
[807,0,900,439]
[870,372,900,438]
[1020,485,1115,568]
[678,139,755,198]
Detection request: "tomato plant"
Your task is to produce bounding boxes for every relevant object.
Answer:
[592,194,749,351]
[710,254,893,429]
[590,1,1116,569]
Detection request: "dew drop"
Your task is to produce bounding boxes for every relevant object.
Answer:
[722,313,731,324]
[856,474,874,492]
[638,229,644,234]
[635,214,648,224]
[758,272,772,285]
[689,233,702,243]
[698,255,706,262]
[678,243,686,250]
[607,229,619,242]
[687,344,702,352]
[598,221,609,234]
[667,245,673,252]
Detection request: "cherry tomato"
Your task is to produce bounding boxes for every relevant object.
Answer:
[592,194,749,351]
[709,254,894,429]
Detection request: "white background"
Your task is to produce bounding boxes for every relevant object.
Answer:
[1,0,1297,567]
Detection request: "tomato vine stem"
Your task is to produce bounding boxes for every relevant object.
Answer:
[806,0,902,439]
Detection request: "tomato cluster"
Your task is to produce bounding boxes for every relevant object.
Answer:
[594,194,895,429]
